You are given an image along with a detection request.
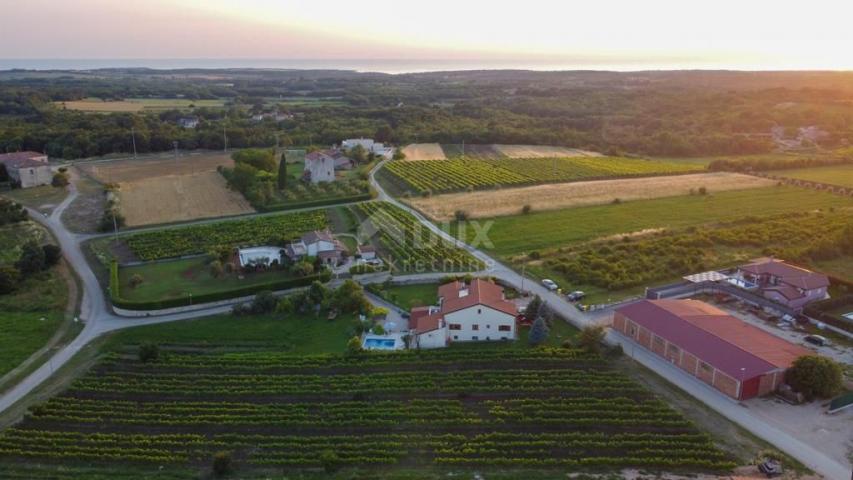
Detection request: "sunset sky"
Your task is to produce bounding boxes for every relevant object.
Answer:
[3,0,853,70]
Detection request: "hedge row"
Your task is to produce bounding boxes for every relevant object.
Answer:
[257,193,373,212]
[109,261,330,311]
[804,294,853,333]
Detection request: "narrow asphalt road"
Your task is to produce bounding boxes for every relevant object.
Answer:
[0,161,848,479]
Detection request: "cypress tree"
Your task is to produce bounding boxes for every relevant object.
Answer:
[277,152,287,190]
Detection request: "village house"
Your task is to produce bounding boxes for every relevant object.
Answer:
[613,299,810,400]
[285,230,346,265]
[303,149,353,183]
[177,116,199,129]
[0,151,52,188]
[409,278,518,349]
[736,259,830,311]
[341,138,394,159]
[356,244,376,260]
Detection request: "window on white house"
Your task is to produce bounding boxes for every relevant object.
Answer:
[498,325,511,332]
[477,308,481,314]
[472,324,479,331]
[449,324,461,330]
[472,336,478,340]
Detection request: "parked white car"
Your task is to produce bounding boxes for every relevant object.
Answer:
[541,279,558,291]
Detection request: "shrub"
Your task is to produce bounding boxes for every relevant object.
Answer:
[138,343,159,363]
[0,265,21,294]
[16,241,46,275]
[454,210,469,221]
[611,197,622,204]
[51,172,70,187]
[42,244,62,267]
[528,317,549,346]
[528,251,541,260]
[212,451,232,476]
[346,336,363,355]
[251,290,278,314]
[698,186,707,195]
[578,325,606,353]
[209,260,224,278]
[320,449,340,473]
[521,204,532,214]
[786,355,843,399]
[129,274,144,289]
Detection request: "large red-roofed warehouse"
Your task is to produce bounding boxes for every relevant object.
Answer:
[613,299,810,400]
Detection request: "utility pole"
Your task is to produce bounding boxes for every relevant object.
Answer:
[521,261,526,294]
[173,141,179,167]
[462,139,465,160]
[223,124,228,152]
[131,127,137,158]
[112,210,119,242]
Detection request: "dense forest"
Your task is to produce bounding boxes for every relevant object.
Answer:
[2,69,853,159]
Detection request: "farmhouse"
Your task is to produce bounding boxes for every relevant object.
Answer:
[356,244,376,260]
[0,151,52,188]
[341,138,394,158]
[736,259,830,311]
[285,230,346,265]
[410,279,518,349]
[177,116,199,129]
[304,150,353,183]
[613,299,810,400]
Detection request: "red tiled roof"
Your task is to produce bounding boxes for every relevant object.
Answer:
[741,260,829,290]
[616,299,810,381]
[439,278,517,317]
[411,307,442,333]
[0,151,47,168]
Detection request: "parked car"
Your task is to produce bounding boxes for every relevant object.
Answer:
[758,459,782,477]
[804,334,828,347]
[567,290,585,301]
[541,279,558,291]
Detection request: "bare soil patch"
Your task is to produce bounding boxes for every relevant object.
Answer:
[118,171,253,227]
[408,172,775,221]
[78,153,235,183]
[401,143,446,160]
[493,144,603,158]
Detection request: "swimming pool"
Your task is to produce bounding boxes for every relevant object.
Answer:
[361,333,404,350]
[363,338,397,349]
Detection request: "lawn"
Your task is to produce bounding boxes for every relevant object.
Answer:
[2,185,68,214]
[106,311,357,354]
[55,97,226,113]
[814,255,853,281]
[0,269,69,378]
[117,256,303,302]
[371,283,439,310]
[777,164,853,187]
[449,186,851,256]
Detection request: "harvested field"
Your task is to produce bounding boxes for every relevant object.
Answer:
[493,144,602,158]
[400,143,446,160]
[409,172,775,220]
[118,171,253,226]
[78,152,235,183]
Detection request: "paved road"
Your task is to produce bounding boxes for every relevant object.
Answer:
[0,162,847,479]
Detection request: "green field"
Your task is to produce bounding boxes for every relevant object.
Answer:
[450,186,851,256]
[117,257,305,303]
[55,97,226,113]
[0,269,68,378]
[777,164,853,187]
[1,186,68,214]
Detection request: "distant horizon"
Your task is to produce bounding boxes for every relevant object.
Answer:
[3,58,853,75]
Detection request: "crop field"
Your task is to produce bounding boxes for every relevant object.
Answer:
[55,97,226,113]
[122,209,328,261]
[409,172,774,221]
[448,186,852,257]
[401,143,447,160]
[776,164,853,187]
[119,171,254,226]
[382,157,703,194]
[352,202,483,272]
[0,348,735,476]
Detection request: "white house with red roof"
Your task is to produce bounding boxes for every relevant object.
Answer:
[410,279,518,349]
[737,259,830,311]
[285,230,346,265]
[0,151,52,188]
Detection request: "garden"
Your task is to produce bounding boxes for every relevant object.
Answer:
[381,156,702,194]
